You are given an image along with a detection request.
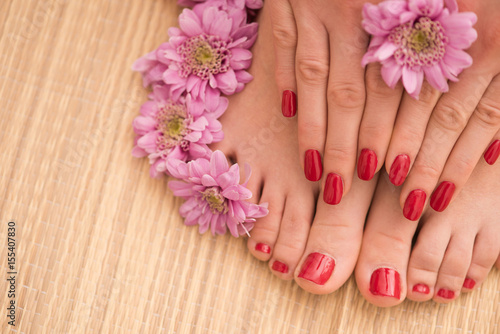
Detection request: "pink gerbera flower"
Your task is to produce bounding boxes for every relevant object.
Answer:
[132,85,226,178]
[167,150,269,237]
[162,5,256,101]
[362,0,477,98]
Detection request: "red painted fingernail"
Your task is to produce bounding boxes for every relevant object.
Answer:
[484,140,500,165]
[370,268,401,299]
[389,154,410,186]
[255,243,271,254]
[282,90,297,117]
[437,288,455,299]
[463,278,476,289]
[324,173,343,205]
[298,253,335,285]
[358,149,378,181]
[412,284,430,294]
[272,261,289,274]
[430,181,456,212]
[403,189,427,221]
[304,150,323,181]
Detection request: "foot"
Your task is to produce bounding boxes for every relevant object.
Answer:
[355,159,500,307]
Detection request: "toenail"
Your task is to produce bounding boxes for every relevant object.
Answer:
[412,283,430,294]
[389,154,410,186]
[430,181,456,212]
[298,252,335,285]
[304,150,323,182]
[255,243,271,254]
[323,173,343,205]
[369,268,401,299]
[403,189,427,221]
[463,278,476,289]
[437,288,455,299]
[484,140,500,165]
[272,260,289,274]
[282,90,297,117]
[357,149,378,181]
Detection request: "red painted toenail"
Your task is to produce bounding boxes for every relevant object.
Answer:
[463,278,476,289]
[484,140,500,165]
[357,149,378,181]
[304,150,323,182]
[389,154,410,186]
[298,253,335,285]
[403,189,427,221]
[282,90,297,117]
[324,173,343,205]
[437,288,455,299]
[272,261,289,274]
[255,243,271,254]
[430,181,456,212]
[370,268,401,299]
[412,284,430,294]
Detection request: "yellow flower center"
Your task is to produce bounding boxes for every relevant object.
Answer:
[201,188,228,214]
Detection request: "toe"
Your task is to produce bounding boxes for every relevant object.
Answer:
[432,235,474,303]
[355,175,416,307]
[247,183,285,261]
[406,220,450,302]
[269,189,316,280]
[462,229,499,292]
[294,174,378,294]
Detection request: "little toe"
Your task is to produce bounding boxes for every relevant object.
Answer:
[294,174,378,294]
[355,174,417,307]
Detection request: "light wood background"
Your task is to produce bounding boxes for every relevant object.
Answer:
[0,0,499,333]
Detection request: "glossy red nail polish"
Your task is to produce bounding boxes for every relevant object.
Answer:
[323,173,343,205]
[463,278,476,289]
[305,150,323,181]
[430,181,456,212]
[298,253,335,285]
[403,190,427,221]
[370,268,401,299]
[272,261,289,274]
[282,90,297,117]
[484,140,500,165]
[437,288,455,299]
[412,284,430,294]
[255,243,271,254]
[389,154,410,186]
[357,149,378,181]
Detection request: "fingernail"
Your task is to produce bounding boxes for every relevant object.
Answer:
[370,268,401,299]
[412,283,430,294]
[357,149,378,181]
[463,278,476,289]
[255,243,271,254]
[272,261,289,274]
[403,189,427,221]
[484,140,500,165]
[430,181,456,212]
[282,90,297,117]
[323,173,343,205]
[298,252,335,285]
[437,288,455,299]
[389,154,410,186]
[304,149,323,181]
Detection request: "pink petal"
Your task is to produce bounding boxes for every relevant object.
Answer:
[178,9,203,37]
[381,59,403,89]
[424,64,449,92]
[201,174,218,187]
[374,41,398,61]
[133,116,156,135]
[210,150,229,177]
[402,66,424,98]
[168,180,193,197]
[215,69,238,95]
[137,131,160,153]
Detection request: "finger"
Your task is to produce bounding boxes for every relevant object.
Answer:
[429,76,500,212]
[400,71,492,220]
[357,62,404,189]
[269,0,298,118]
[322,22,368,203]
[292,3,330,182]
[385,82,442,186]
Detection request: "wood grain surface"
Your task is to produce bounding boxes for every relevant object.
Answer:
[0,0,499,333]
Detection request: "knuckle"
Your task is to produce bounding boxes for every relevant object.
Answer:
[418,82,440,104]
[413,160,442,181]
[365,64,391,97]
[272,25,297,49]
[323,144,355,163]
[327,82,365,111]
[298,119,323,139]
[475,98,500,127]
[453,153,476,175]
[296,57,329,84]
[433,104,469,132]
